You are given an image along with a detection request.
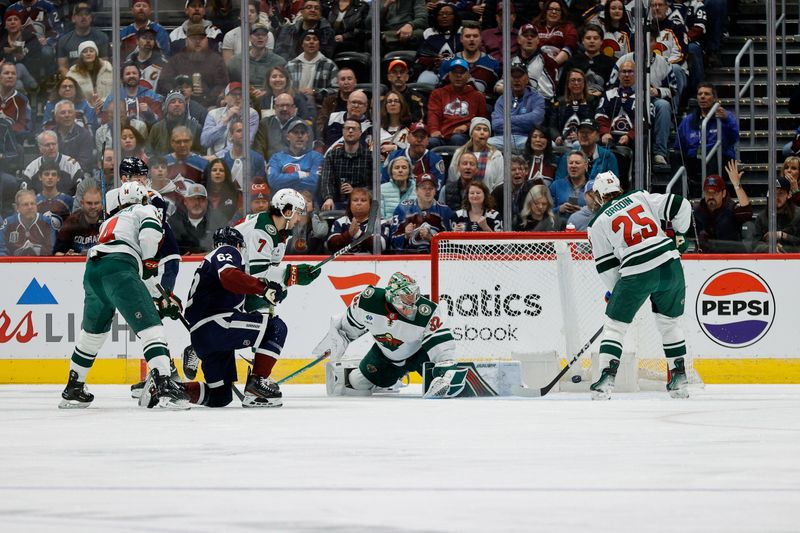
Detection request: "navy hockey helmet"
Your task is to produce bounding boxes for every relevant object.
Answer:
[119,157,149,179]
[213,226,245,249]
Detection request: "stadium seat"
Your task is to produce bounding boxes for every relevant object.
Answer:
[334,52,371,85]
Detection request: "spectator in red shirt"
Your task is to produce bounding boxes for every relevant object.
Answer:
[427,57,487,148]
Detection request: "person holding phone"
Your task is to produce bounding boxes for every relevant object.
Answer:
[550,150,590,225]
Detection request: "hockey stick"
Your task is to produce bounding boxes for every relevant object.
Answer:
[512,325,604,398]
[237,351,330,385]
[312,201,379,272]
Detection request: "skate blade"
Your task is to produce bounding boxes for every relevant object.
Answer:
[591,389,613,401]
[130,388,143,399]
[58,398,91,409]
[241,396,283,408]
[668,389,690,399]
[153,397,191,410]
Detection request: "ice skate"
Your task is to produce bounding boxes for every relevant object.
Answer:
[590,358,619,401]
[138,368,190,409]
[242,370,283,407]
[667,357,689,399]
[58,370,94,409]
[131,359,180,399]
[182,345,199,380]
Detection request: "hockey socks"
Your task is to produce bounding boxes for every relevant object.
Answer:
[69,331,108,381]
[185,381,207,405]
[252,352,277,378]
[139,325,171,375]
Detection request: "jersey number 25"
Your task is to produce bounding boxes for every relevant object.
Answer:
[611,205,657,246]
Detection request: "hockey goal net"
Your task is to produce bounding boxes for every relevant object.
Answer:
[431,232,702,392]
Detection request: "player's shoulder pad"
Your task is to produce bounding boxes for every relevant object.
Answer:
[214,244,242,260]
[359,285,383,301]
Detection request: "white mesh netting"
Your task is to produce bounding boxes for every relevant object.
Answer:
[432,233,701,391]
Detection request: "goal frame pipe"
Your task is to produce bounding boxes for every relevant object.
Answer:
[430,231,587,302]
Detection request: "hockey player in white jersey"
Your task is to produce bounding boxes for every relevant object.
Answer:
[314,272,463,398]
[233,188,322,405]
[586,171,692,400]
[58,181,190,409]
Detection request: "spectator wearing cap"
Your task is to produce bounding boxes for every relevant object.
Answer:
[558,24,615,98]
[380,0,428,53]
[203,157,239,223]
[173,74,208,126]
[693,160,753,253]
[323,0,369,55]
[437,21,500,95]
[169,183,229,254]
[675,82,739,183]
[381,121,446,192]
[158,23,229,108]
[386,59,426,123]
[0,189,57,257]
[21,130,84,195]
[5,0,61,76]
[320,118,373,211]
[147,90,204,156]
[169,0,224,55]
[53,184,102,255]
[550,150,591,224]
[489,65,545,151]
[216,118,268,190]
[248,182,270,216]
[222,1,275,64]
[68,41,114,109]
[0,62,32,145]
[121,0,171,59]
[52,99,94,172]
[447,117,504,191]
[753,176,800,253]
[275,0,336,60]
[124,26,168,92]
[101,63,163,129]
[390,172,453,252]
[316,68,357,138]
[427,57,488,148]
[227,22,287,88]
[380,155,416,219]
[165,125,209,182]
[286,28,338,99]
[56,2,110,76]
[496,23,559,101]
[480,2,519,64]
[200,81,259,155]
[267,118,323,197]
[554,118,619,182]
[1,10,47,86]
[415,3,463,86]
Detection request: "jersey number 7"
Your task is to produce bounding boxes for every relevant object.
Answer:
[611,205,657,246]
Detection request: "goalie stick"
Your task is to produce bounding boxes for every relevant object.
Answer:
[312,201,379,272]
[512,325,604,398]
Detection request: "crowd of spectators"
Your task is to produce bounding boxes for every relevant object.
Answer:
[0,0,793,258]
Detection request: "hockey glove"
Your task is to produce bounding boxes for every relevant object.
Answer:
[263,281,287,306]
[154,292,183,320]
[284,264,321,286]
[142,259,160,280]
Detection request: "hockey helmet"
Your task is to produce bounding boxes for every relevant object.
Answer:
[213,226,245,249]
[593,171,622,197]
[385,272,421,320]
[117,181,149,207]
[119,157,149,180]
[271,188,307,219]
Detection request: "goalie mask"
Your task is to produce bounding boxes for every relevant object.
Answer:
[385,272,421,320]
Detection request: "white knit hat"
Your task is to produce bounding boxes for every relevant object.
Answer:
[469,116,491,136]
[77,40,99,55]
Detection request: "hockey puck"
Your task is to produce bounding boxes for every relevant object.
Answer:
[571,375,582,383]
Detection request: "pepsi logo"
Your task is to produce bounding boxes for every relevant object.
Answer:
[695,269,775,348]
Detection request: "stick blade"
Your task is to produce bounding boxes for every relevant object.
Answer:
[512,385,543,398]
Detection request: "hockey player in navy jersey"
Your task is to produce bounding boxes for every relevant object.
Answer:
[183,226,289,408]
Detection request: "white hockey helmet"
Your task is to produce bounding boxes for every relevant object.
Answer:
[385,272,421,320]
[593,171,622,197]
[271,188,307,219]
[117,181,149,208]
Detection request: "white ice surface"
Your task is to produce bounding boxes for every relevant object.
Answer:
[1,384,799,533]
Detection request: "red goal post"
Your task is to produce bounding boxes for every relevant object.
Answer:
[430,231,700,390]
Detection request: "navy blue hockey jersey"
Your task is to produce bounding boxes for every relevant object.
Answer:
[185,244,248,327]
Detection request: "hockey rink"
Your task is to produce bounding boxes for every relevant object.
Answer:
[0,384,798,533]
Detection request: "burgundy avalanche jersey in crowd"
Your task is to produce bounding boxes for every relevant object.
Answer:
[185,245,248,328]
[53,211,100,255]
[36,192,73,226]
[0,213,56,256]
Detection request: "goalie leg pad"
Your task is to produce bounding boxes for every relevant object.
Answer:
[422,361,498,398]
[325,361,373,396]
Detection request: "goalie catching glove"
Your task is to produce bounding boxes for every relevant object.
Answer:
[154,291,183,320]
[284,263,321,286]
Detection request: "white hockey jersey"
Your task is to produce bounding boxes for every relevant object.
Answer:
[88,203,164,273]
[587,190,691,291]
[234,211,288,286]
[339,286,455,364]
